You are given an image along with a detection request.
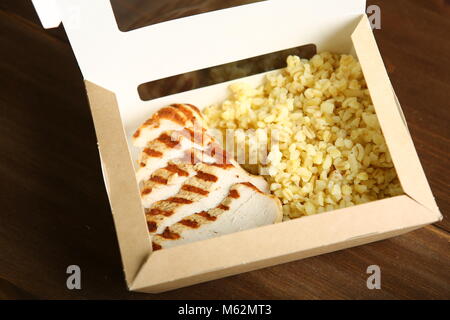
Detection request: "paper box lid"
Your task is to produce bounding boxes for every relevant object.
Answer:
[33,0,365,105]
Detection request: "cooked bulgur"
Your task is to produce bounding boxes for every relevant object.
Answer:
[204,52,403,220]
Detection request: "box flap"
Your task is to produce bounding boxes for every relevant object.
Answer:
[131,195,437,292]
[84,81,151,286]
[351,16,441,218]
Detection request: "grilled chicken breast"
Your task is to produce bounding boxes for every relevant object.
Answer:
[152,182,282,250]
[133,103,282,251]
[133,104,206,148]
[145,162,268,234]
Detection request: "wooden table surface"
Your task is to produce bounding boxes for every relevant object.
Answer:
[0,0,449,300]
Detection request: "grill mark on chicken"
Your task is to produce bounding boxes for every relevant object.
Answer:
[196,170,218,182]
[143,148,163,157]
[149,176,168,185]
[171,104,196,122]
[217,204,230,211]
[155,106,187,126]
[229,189,240,199]
[209,163,234,169]
[137,105,186,135]
[147,221,157,233]
[143,161,195,186]
[152,242,162,251]
[185,104,203,118]
[147,208,173,216]
[143,117,157,127]
[156,133,180,148]
[142,188,152,195]
[161,228,180,240]
[167,197,193,204]
[164,163,189,176]
[181,184,209,195]
[197,211,217,221]
[179,219,200,229]
[241,182,263,193]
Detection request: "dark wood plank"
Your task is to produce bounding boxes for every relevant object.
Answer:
[0,278,35,300]
[0,0,70,43]
[0,0,448,299]
[0,3,124,299]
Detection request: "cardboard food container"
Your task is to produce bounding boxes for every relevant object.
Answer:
[32,0,442,293]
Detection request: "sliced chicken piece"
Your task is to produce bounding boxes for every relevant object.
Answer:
[145,162,269,234]
[136,129,215,183]
[141,161,196,208]
[152,182,282,250]
[133,104,206,148]
[140,149,207,208]
[140,142,244,207]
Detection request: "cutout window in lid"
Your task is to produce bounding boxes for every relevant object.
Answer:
[138,44,317,101]
[110,0,265,32]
